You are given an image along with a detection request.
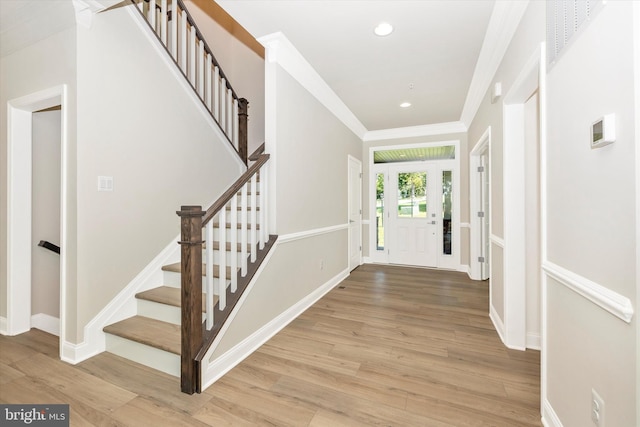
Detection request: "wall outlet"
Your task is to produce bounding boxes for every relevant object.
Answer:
[591,388,605,427]
[319,259,324,270]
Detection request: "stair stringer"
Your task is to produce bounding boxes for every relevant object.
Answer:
[61,235,181,364]
[199,238,349,391]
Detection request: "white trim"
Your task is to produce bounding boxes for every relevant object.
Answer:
[542,261,634,323]
[501,44,544,351]
[489,304,506,346]
[526,332,541,350]
[348,155,363,271]
[459,0,530,126]
[31,313,60,336]
[279,223,348,244]
[460,222,470,228]
[469,126,491,281]
[0,317,7,335]
[541,398,563,427]
[258,32,367,140]
[363,121,466,142]
[201,264,349,391]
[61,235,181,364]
[490,234,505,248]
[6,86,67,363]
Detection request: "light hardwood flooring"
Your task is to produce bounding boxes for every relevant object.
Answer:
[1,264,541,426]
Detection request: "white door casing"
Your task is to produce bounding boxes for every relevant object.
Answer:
[348,156,362,271]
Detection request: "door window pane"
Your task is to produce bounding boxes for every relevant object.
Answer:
[442,170,452,255]
[397,172,427,218]
[376,173,385,250]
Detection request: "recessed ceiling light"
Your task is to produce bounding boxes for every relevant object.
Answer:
[374,22,393,37]
[400,102,411,108]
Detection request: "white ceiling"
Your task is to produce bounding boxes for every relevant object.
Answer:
[216,0,496,132]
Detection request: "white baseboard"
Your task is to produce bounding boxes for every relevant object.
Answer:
[542,398,563,427]
[201,267,349,391]
[61,235,180,364]
[31,313,60,336]
[527,332,541,350]
[490,304,506,345]
[0,316,7,335]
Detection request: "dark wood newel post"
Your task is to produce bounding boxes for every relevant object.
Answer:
[238,97,249,164]
[177,205,204,394]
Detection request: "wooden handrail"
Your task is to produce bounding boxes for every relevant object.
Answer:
[202,153,269,225]
[248,143,265,161]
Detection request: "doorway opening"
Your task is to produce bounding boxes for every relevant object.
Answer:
[6,85,67,360]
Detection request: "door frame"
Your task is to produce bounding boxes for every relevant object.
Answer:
[5,85,68,358]
[348,155,362,271]
[500,44,544,351]
[470,127,492,281]
[368,140,460,270]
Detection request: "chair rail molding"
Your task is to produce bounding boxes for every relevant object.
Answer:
[543,260,634,323]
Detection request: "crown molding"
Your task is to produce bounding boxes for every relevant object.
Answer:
[363,121,467,142]
[258,32,368,140]
[459,0,530,127]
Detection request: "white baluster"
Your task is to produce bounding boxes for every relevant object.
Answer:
[218,208,227,311]
[197,39,204,98]
[206,54,212,111]
[259,165,267,249]
[226,88,233,140]
[180,11,187,72]
[170,0,177,60]
[220,78,227,134]
[232,98,239,149]
[213,67,220,122]
[160,0,167,44]
[149,0,156,28]
[240,183,248,276]
[250,174,258,263]
[230,196,238,292]
[138,0,144,13]
[189,26,196,85]
[205,221,214,329]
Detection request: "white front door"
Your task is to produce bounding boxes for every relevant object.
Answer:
[388,164,439,267]
[348,156,362,271]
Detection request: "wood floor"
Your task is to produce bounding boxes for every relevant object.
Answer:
[1,264,541,426]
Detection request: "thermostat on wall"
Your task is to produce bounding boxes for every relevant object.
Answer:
[591,114,615,149]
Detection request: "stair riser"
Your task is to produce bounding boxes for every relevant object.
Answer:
[105,334,180,377]
[137,299,206,325]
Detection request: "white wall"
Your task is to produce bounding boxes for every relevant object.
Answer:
[31,109,62,320]
[71,5,245,342]
[544,1,637,425]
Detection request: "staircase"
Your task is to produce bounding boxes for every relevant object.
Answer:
[101,0,276,394]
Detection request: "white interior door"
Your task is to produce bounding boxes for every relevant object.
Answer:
[388,164,438,267]
[480,154,490,279]
[348,156,362,271]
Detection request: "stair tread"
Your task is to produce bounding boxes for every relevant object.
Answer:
[161,262,234,277]
[104,316,180,355]
[136,286,215,311]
